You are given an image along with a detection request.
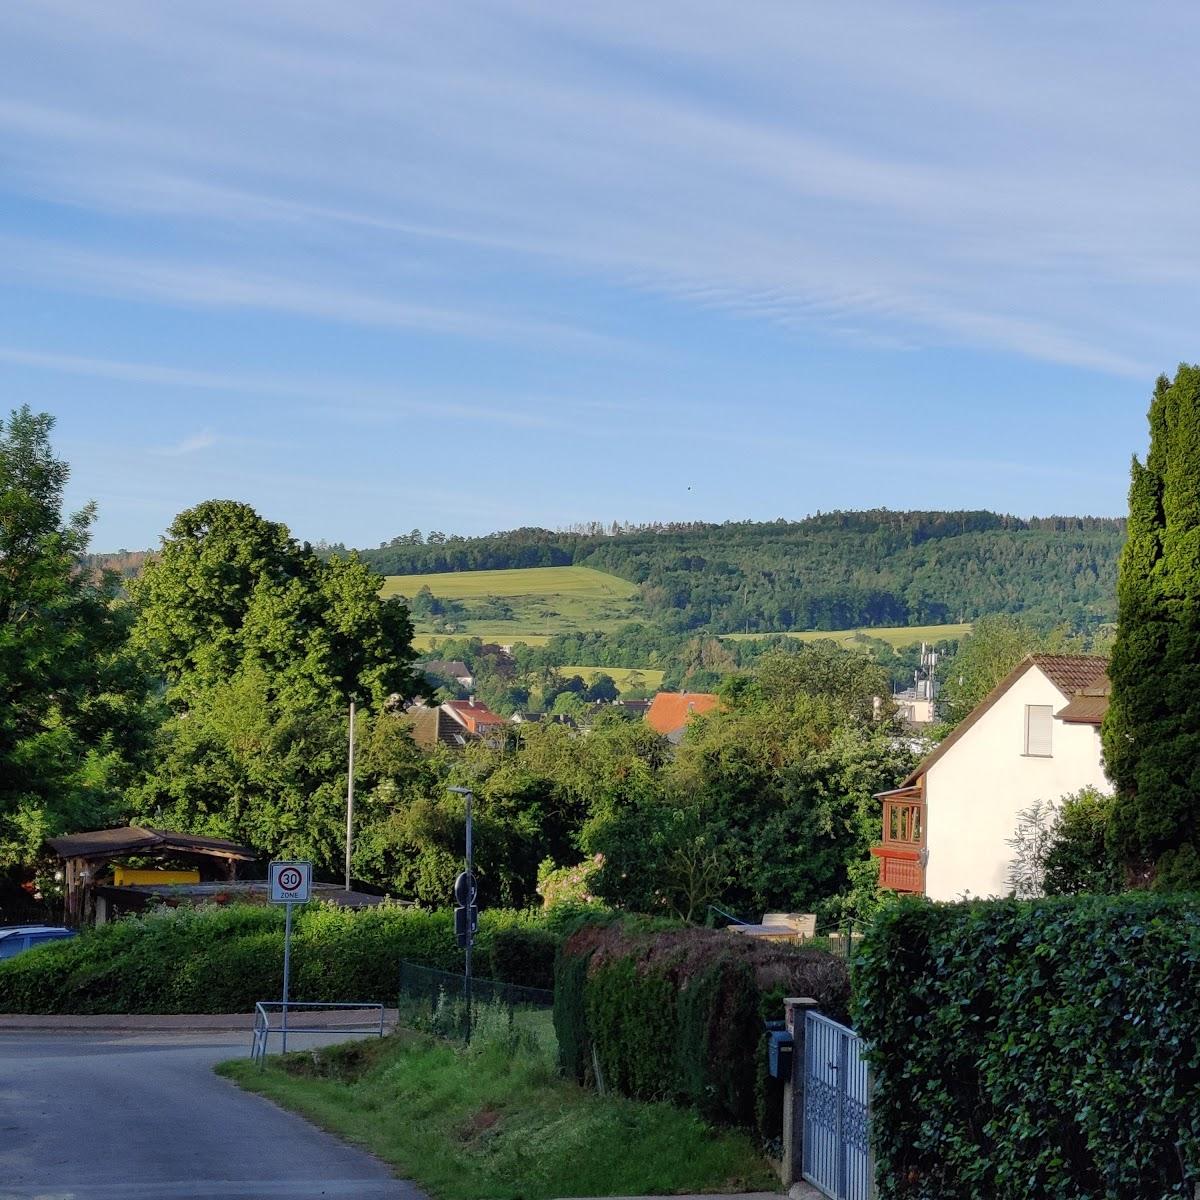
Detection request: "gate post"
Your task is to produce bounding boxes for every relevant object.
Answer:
[781,996,819,1187]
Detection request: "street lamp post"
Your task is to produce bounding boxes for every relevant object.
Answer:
[448,785,476,1041]
[345,698,357,892]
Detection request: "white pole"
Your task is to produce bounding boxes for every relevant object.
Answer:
[345,698,356,892]
[281,900,293,1055]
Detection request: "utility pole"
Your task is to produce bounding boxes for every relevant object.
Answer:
[344,698,356,892]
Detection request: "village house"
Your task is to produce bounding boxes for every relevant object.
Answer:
[419,659,475,689]
[442,697,508,738]
[872,654,1110,900]
[644,691,719,742]
[403,703,476,750]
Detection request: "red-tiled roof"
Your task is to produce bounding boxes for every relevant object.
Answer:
[444,699,507,730]
[645,692,719,736]
[900,654,1109,787]
[1030,655,1109,695]
[1055,684,1111,725]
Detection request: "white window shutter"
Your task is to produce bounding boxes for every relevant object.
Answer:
[1025,705,1053,756]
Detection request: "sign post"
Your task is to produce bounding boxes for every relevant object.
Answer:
[268,860,312,1054]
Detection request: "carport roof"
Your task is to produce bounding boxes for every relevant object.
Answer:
[46,826,256,862]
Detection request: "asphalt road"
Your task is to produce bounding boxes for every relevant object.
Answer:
[0,1031,427,1200]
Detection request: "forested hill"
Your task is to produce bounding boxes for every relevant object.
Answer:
[350,510,1126,633]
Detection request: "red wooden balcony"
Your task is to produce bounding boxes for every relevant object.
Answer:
[871,787,926,894]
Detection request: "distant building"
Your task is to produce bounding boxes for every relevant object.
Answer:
[872,654,1110,900]
[403,703,477,750]
[420,660,475,689]
[892,642,941,726]
[645,691,719,740]
[443,698,508,737]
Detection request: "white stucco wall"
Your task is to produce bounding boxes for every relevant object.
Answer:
[923,666,1110,901]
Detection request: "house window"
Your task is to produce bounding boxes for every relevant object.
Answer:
[1024,705,1053,757]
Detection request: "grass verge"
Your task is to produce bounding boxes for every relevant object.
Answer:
[218,1018,775,1200]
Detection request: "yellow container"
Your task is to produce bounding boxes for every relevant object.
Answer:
[111,867,201,887]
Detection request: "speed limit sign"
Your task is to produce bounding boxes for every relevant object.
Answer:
[269,860,312,904]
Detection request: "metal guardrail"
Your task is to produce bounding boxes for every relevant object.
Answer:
[250,1000,386,1064]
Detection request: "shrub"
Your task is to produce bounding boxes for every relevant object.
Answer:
[1043,787,1123,895]
[485,925,558,989]
[0,903,558,1014]
[536,855,605,909]
[853,894,1200,1199]
[554,918,850,1132]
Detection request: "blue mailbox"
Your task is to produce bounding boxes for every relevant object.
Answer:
[767,1027,794,1079]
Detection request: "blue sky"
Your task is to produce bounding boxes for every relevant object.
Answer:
[0,2,1191,550]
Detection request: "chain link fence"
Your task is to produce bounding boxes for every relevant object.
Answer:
[397,959,554,1047]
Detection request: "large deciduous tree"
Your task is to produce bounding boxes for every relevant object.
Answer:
[1103,366,1200,888]
[0,407,151,867]
[132,500,416,708]
[130,500,420,866]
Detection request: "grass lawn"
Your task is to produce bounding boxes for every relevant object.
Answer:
[219,1022,774,1200]
[382,566,642,638]
[721,622,971,649]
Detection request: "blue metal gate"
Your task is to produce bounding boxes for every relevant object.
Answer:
[802,1011,874,1200]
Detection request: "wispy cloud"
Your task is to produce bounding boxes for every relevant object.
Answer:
[0,342,625,435]
[151,431,217,457]
[0,1,1183,546]
[3,2,1198,373]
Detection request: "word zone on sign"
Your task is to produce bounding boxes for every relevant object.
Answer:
[268,860,312,904]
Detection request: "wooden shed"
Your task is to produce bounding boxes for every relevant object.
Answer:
[46,826,257,925]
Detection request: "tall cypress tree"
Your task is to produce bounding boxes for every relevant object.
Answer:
[1103,365,1200,887]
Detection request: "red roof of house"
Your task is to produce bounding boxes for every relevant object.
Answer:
[1029,655,1108,696]
[443,699,508,731]
[1055,684,1111,725]
[644,692,719,736]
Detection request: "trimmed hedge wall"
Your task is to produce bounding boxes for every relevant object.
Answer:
[0,903,556,1014]
[554,918,850,1133]
[853,895,1200,1200]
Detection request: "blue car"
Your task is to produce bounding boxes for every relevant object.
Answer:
[0,924,76,960]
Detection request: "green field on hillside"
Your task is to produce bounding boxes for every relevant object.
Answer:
[412,633,553,652]
[721,623,971,649]
[383,565,641,636]
[390,567,971,660]
[559,666,665,690]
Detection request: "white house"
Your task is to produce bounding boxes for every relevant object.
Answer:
[872,654,1111,901]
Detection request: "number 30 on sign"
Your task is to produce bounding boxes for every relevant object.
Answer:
[269,860,312,904]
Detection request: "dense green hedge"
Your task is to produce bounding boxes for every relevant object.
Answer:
[853,895,1200,1200]
[0,903,556,1014]
[554,918,850,1133]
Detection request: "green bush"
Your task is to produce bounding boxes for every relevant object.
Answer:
[485,925,558,990]
[0,903,557,1014]
[554,918,850,1132]
[853,894,1200,1199]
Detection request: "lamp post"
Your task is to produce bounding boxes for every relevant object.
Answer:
[345,698,356,892]
[448,785,475,1041]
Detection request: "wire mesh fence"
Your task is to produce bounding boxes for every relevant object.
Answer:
[397,959,554,1046]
